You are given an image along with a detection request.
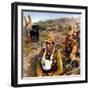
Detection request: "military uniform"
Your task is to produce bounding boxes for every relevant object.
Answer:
[36,47,63,76]
[36,33,63,76]
[63,29,80,74]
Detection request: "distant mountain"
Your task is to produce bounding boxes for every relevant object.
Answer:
[34,17,80,32]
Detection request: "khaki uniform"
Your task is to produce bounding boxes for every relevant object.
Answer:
[36,47,63,76]
[36,33,63,76]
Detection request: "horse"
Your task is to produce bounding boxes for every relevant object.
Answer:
[29,25,39,42]
[23,16,40,43]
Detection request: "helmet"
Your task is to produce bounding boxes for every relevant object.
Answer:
[45,33,56,44]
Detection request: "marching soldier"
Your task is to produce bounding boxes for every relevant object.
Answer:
[36,33,63,76]
[63,27,80,74]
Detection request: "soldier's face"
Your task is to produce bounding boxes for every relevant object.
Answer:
[68,35,73,40]
[46,42,53,51]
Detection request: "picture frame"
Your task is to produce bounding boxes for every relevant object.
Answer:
[11,2,88,87]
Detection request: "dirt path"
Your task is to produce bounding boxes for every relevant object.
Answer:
[23,45,41,77]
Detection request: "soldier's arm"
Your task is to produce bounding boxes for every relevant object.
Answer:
[36,49,44,76]
[56,49,63,75]
[36,60,43,76]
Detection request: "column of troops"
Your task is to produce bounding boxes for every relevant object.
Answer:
[36,26,80,76]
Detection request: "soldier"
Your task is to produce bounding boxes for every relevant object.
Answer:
[63,29,74,61]
[63,28,80,74]
[23,16,32,44]
[36,33,63,76]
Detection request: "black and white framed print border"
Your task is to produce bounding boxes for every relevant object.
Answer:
[11,2,88,87]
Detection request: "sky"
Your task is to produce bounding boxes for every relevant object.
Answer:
[23,11,81,24]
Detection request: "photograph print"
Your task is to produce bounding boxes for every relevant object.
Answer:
[11,2,88,87]
[23,11,80,77]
